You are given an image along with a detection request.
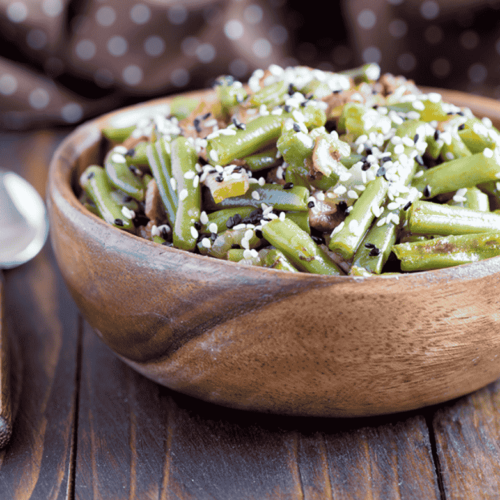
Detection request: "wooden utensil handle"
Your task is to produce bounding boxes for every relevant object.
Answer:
[0,274,12,448]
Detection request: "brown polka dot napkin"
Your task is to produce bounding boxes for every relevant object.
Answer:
[0,0,289,129]
[1,0,500,130]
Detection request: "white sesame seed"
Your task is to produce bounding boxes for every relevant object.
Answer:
[339,172,352,182]
[387,202,399,210]
[111,153,127,164]
[412,100,425,111]
[233,223,246,230]
[279,212,286,221]
[334,185,347,195]
[244,229,254,241]
[414,171,424,178]
[170,178,177,191]
[316,191,325,201]
[121,206,135,220]
[113,146,128,154]
[184,170,195,179]
[201,238,211,249]
[151,225,159,237]
[258,177,266,186]
[179,189,188,201]
[208,223,218,234]
[243,249,253,259]
[200,211,209,225]
[241,238,250,250]
[209,150,219,162]
[484,147,494,158]
[193,175,200,188]
[190,226,198,239]
[292,110,305,122]
[376,217,387,227]
[347,190,358,199]
[252,190,261,201]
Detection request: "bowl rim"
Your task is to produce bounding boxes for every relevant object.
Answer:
[48,86,500,285]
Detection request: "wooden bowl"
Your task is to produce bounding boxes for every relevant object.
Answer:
[47,88,500,417]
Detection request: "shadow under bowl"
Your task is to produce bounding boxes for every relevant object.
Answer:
[47,88,500,417]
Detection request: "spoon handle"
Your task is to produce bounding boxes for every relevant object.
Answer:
[0,274,12,448]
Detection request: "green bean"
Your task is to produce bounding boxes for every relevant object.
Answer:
[478,181,500,210]
[248,80,288,108]
[340,63,380,83]
[104,149,145,201]
[286,211,310,233]
[243,148,280,172]
[216,78,247,114]
[259,248,299,272]
[126,141,149,167]
[447,187,489,211]
[440,134,471,161]
[261,218,343,275]
[145,141,177,226]
[102,125,135,143]
[170,137,201,251]
[170,96,200,120]
[338,103,391,138]
[408,200,500,235]
[200,227,262,259]
[206,104,326,166]
[80,165,134,231]
[412,150,500,197]
[329,176,389,260]
[393,232,500,271]
[201,207,255,233]
[458,118,498,153]
[205,184,309,211]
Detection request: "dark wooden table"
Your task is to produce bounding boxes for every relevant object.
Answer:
[1,129,499,499]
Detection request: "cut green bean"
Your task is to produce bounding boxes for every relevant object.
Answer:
[80,165,135,231]
[412,150,500,197]
[102,125,135,143]
[262,218,343,275]
[329,176,389,260]
[393,232,500,271]
[104,149,145,201]
[447,187,489,211]
[408,200,500,235]
[170,96,200,120]
[243,148,280,172]
[171,137,201,251]
[205,184,309,211]
[145,141,177,226]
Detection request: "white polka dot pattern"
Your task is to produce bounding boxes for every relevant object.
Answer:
[29,88,50,109]
[107,36,128,57]
[224,20,244,40]
[252,38,272,58]
[144,36,165,57]
[7,2,28,23]
[122,65,143,86]
[96,6,116,27]
[27,29,48,50]
[42,0,63,18]
[0,74,18,96]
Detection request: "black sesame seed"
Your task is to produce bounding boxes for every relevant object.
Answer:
[365,147,372,155]
[415,155,424,166]
[126,148,135,157]
[288,83,294,95]
[255,229,263,239]
[283,182,294,190]
[87,171,95,179]
[413,133,419,143]
[403,201,412,211]
[381,155,391,163]
[364,242,376,249]
[311,235,325,245]
[194,118,202,133]
[458,123,465,131]
[202,112,211,120]
[284,105,292,113]
[226,217,235,229]
[233,214,242,225]
[194,221,201,230]
[232,165,243,172]
[434,130,440,141]
[292,123,301,133]
[369,247,380,257]
[232,117,246,130]
[446,111,455,115]
[215,174,224,183]
[209,169,217,174]
[376,166,386,177]
[458,111,465,116]
[337,201,348,214]
[332,89,341,94]
[423,184,432,197]
[231,244,239,249]
[362,161,371,171]
[373,104,379,109]
[114,218,124,227]
[211,233,217,242]
[307,201,315,208]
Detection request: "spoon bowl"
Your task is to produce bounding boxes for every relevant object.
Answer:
[0,170,49,269]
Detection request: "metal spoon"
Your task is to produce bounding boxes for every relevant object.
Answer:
[0,170,49,269]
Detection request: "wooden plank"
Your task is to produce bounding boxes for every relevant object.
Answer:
[0,130,79,499]
[75,321,167,500]
[432,380,500,498]
[0,244,80,500]
[315,416,441,499]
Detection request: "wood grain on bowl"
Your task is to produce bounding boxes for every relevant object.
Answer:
[47,89,500,417]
